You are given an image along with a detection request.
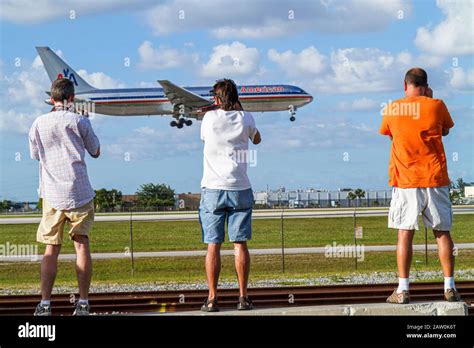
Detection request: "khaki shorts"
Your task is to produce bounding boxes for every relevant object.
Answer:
[37,200,95,245]
[388,186,452,231]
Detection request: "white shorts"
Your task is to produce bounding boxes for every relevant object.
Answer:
[388,186,452,231]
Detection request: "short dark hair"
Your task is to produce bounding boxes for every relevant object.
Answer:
[51,78,75,102]
[212,79,239,111]
[404,67,428,87]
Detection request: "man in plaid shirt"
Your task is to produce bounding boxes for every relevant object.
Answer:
[29,78,100,316]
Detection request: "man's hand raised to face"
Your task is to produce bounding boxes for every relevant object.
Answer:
[425,86,433,98]
[251,130,261,145]
[76,105,89,117]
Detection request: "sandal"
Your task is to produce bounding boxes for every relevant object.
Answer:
[201,298,220,312]
[237,296,253,310]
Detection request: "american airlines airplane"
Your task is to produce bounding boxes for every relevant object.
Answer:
[36,47,313,128]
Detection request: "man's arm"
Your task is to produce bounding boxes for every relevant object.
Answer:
[247,112,261,145]
[439,99,454,137]
[78,117,100,158]
[425,86,449,136]
[28,123,39,161]
[379,114,392,139]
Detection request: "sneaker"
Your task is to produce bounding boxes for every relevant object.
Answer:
[34,303,52,316]
[201,298,219,312]
[237,296,253,310]
[73,302,90,316]
[386,289,410,304]
[444,288,462,302]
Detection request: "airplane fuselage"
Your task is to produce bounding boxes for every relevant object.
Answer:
[72,84,313,119]
[36,46,313,126]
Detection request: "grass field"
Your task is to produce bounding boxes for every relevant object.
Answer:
[1,250,473,289]
[1,215,473,254]
[1,215,472,290]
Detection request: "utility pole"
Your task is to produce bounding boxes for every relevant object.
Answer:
[130,208,135,275]
[281,207,285,273]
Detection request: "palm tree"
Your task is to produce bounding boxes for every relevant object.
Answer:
[347,191,356,207]
[347,189,366,207]
[354,188,366,207]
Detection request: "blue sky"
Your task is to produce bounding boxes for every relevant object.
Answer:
[0,0,473,201]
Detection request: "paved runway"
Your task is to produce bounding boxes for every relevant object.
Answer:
[1,243,473,262]
[1,207,473,224]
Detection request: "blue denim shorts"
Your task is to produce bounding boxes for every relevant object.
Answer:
[199,188,253,244]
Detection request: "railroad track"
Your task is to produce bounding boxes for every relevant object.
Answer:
[1,281,473,315]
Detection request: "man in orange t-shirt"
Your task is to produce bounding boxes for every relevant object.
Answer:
[380,67,460,304]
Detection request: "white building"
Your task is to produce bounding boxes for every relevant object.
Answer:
[253,189,392,208]
[465,186,474,198]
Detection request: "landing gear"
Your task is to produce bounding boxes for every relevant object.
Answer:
[289,105,296,122]
[170,117,193,128]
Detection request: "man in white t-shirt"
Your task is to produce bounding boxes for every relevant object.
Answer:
[199,79,261,312]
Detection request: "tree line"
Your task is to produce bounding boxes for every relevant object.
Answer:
[16,183,176,212]
[93,183,175,210]
[1,177,472,212]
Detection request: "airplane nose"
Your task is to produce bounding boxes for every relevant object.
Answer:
[306,94,313,103]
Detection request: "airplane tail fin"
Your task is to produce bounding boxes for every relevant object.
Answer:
[36,46,96,93]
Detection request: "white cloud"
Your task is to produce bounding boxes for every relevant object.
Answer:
[145,0,411,39]
[137,81,156,88]
[2,58,49,107]
[0,108,45,134]
[134,126,156,136]
[6,70,46,104]
[318,48,402,93]
[448,67,474,91]
[337,98,378,112]
[200,42,261,78]
[0,0,151,24]
[260,116,378,152]
[414,54,446,69]
[137,41,198,70]
[0,54,55,134]
[104,125,201,160]
[415,0,474,56]
[270,46,414,94]
[352,98,378,110]
[268,46,327,75]
[212,22,289,40]
[76,69,125,89]
[0,53,125,134]
[145,0,286,38]
[285,139,303,148]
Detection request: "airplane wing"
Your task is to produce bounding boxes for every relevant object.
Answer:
[158,80,212,111]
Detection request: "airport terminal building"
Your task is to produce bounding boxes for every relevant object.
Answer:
[252,189,393,208]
